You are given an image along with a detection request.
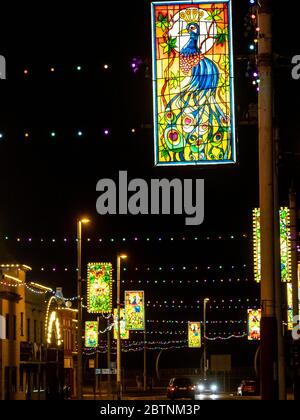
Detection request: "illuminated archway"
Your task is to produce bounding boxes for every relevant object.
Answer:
[47,311,62,346]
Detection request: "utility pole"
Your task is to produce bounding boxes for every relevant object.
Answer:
[143,329,147,391]
[107,316,111,397]
[203,298,209,380]
[289,186,300,400]
[258,0,278,400]
[274,129,286,400]
[77,220,83,400]
[76,218,90,400]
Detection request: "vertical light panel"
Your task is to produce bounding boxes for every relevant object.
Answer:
[253,208,292,283]
[247,309,261,341]
[151,0,236,166]
[253,208,261,283]
[85,321,98,348]
[279,207,292,283]
[124,291,145,331]
[87,263,112,314]
[188,321,201,348]
[113,308,129,340]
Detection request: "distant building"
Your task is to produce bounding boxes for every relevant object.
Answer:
[0,264,77,400]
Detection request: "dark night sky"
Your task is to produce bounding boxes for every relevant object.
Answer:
[0,0,299,370]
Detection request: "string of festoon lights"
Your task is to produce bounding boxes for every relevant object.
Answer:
[1,233,299,244]
[244,0,260,91]
[83,334,248,355]
[0,264,251,274]
[0,233,250,243]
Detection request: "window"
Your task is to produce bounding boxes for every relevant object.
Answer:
[13,315,16,340]
[11,367,17,393]
[27,319,30,342]
[20,312,24,337]
[5,314,10,339]
[34,320,37,343]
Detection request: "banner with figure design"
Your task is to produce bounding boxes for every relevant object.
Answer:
[125,291,145,330]
[151,0,236,166]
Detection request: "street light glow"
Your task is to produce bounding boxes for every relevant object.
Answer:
[120,254,128,260]
[80,218,90,224]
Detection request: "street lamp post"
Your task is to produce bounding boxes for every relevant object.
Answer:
[203,298,209,380]
[76,218,90,400]
[117,254,127,400]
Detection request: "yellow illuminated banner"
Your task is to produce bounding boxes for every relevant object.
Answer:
[87,263,112,314]
[125,291,145,331]
[151,0,236,166]
[247,309,261,341]
[188,321,201,348]
[253,208,292,283]
[85,321,98,348]
[114,308,129,340]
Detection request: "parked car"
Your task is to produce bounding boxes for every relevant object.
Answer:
[196,379,219,395]
[167,377,196,400]
[237,379,259,396]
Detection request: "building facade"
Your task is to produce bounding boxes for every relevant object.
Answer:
[0,264,77,400]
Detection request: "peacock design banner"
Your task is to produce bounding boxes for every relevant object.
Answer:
[188,321,201,348]
[87,262,112,314]
[151,0,236,166]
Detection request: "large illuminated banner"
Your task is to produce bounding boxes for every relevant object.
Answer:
[151,0,236,166]
[85,321,98,348]
[87,263,112,314]
[188,321,201,348]
[253,208,292,283]
[125,291,145,331]
[247,309,261,341]
[113,308,129,340]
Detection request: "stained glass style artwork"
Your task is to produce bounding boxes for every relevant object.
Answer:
[287,283,293,331]
[113,308,129,340]
[279,208,292,283]
[188,321,201,348]
[151,0,236,166]
[85,321,98,348]
[87,263,112,314]
[125,291,145,331]
[247,309,261,341]
[253,208,292,283]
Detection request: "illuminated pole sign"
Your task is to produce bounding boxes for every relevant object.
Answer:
[124,291,145,331]
[85,321,98,348]
[87,263,112,314]
[114,308,129,340]
[253,208,292,283]
[151,0,236,166]
[287,263,300,331]
[188,322,201,348]
[247,309,261,341]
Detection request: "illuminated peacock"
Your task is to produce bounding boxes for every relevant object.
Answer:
[161,7,231,163]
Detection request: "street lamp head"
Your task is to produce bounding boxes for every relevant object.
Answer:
[80,218,90,224]
[120,254,128,260]
[204,298,210,302]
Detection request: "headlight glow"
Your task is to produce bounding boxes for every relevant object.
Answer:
[198,384,205,391]
[211,384,217,392]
